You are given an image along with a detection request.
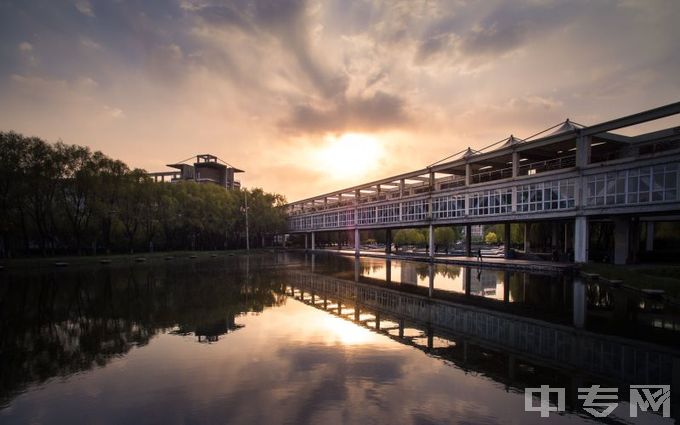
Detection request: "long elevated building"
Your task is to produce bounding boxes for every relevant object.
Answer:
[285,102,680,264]
[148,154,243,189]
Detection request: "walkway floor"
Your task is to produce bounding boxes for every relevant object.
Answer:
[307,248,575,272]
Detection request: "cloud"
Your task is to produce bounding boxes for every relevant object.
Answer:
[282,91,410,135]
[74,0,94,17]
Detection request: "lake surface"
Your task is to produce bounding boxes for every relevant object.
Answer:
[1,252,678,424]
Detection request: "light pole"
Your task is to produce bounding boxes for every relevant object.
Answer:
[244,190,250,251]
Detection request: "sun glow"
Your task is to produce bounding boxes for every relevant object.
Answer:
[322,315,376,345]
[314,133,383,180]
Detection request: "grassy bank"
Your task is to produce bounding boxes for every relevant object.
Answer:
[0,249,273,271]
[582,263,680,299]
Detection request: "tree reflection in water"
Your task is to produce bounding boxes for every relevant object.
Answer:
[0,255,285,408]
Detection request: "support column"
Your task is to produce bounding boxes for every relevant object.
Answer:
[465,224,472,257]
[523,223,531,253]
[354,304,360,321]
[428,263,435,298]
[512,151,519,177]
[385,259,392,284]
[573,276,586,328]
[575,133,591,168]
[465,163,472,186]
[385,228,392,256]
[354,227,360,256]
[304,234,308,250]
[646,221,655,251]
[574,216,588,263]
[428,224,434,258]
[613,217,630,265]
[504,222,511,259]
[311,232,315,251]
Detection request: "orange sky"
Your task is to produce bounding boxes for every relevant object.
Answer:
[1,0,680,201]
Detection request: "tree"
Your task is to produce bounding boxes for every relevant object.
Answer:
[434,227,455,252]
[485,232,498,244]
[393,229,426,250]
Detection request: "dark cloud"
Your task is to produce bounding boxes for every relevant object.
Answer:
[282,91,410,134]
[413,0,580,66]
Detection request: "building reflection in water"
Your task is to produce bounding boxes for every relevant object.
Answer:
[285,257,680,420]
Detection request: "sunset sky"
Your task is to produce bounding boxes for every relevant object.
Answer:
[1,0,679,201]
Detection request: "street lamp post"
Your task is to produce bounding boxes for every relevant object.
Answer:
[244,190,250,251]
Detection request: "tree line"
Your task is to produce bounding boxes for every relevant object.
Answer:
[0,131,287,257]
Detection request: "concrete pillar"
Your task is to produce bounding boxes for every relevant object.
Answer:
[512,151,520,177]
[504,223,511,259]
[551,222,558,250]
[574,216,588,263]
[428,263,435,298]
[573,276,586,328]
[304,234,308,250]
[354,227,360,256]
[523,223,531,253]
[385,228,392,256]
[428,224,435,258]
[398,319,405,338]
[575,134,591,168]
[311,232,315,251]
[354,304,360,321]
[375,313,381,330]
[399,178,405,197]
[646,221,655,251]
[613,217,630,265]
[311,254,315,273]
[465,224,472,256]
[465,163,472,186]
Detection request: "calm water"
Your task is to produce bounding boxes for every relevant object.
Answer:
[1,252,678,424]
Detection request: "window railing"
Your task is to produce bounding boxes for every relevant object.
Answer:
[471,166,513,184]
[519,155,575,176]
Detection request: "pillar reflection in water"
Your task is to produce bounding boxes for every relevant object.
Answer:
[572,276,586,328]
[354,257,360,282]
